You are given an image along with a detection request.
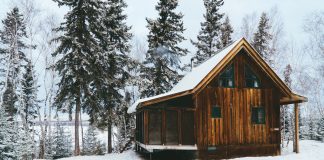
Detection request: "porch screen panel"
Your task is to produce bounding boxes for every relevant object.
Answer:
[182,111,195,145]
[166,110,179,144]
[149,110,162,144]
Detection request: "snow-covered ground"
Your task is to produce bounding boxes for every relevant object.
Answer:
[58,150,142,160]
[58,140,324,160]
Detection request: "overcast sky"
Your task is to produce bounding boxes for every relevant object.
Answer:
[1,0,323,41]
[1,0,323,52]
[0,0,322,119]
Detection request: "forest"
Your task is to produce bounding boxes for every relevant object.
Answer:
[0,0,323,159]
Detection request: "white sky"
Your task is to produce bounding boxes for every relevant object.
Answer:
[0,0,323,52]
[0,0,323,120]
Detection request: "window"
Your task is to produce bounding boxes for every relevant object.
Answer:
[252,107,265,124]
[245,65,260,88]
[218,64,234,88]
[211,105,221,118]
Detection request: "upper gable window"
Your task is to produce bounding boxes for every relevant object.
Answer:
[245,65,260,88]
[218,64,234,88]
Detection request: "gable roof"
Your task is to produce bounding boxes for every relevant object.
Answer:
[128,37,307,113]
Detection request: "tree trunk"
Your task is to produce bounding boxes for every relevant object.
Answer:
[80,110,84,152]
[74,93,81,155]
[108,107,112,153]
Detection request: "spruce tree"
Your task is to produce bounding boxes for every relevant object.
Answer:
[317,117,324,141]
[282,64,292,141]
[21,60,39,131]
[0,107,15,159]
[14,122,34,159]
[219,15,234,49]
[82,125,105,155]
[82,125,98,155]
[116,91,134,153]
[52,123,72,159]
[44,134,54,159]
[141,0,188,97]
[309,118,317,140]
[80,0,132,153]
[0,7,28,118]
[52,0,104,155]
[252,12,272,64]
[191,0,224,66]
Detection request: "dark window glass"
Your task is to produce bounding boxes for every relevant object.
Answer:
[252,107,265,124]
[245,65,260,88]
[149,110,162,144]
[211,105,221,118]
[182,111,195,145]
[218,64,234,88]
[166,110,178,145]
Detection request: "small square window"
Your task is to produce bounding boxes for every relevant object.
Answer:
[211,106,221,118]
[252,107,265,124]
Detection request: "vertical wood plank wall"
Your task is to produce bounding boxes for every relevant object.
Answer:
[203,88,280,146]
[195,50,281,158]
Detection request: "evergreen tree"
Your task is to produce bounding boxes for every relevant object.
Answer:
[252,12,272,65]
[21,60,39,131]
[52,123,72,159]
[317,117,324,141]
[308,118,317,140]
[282,64,292,142]
[0,7,28,118]
[44,134,54,159]
[115,91,134,153]
[191,0,224,66]
[82,125,105,155]
[14,122,35,159]
[52,0,104,155]
[0,107,16,159]
[219,16,234,49]
[81,0,132,153]
[141,0,188,97]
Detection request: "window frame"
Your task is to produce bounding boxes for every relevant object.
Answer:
[251,107,266,124]
[217,64,235,88]
[244,64,261,88]
[211,105,222,118]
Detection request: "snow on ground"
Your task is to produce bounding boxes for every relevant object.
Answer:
[58,140,324,160]
[58,150,142,160]
[235,140,324,160]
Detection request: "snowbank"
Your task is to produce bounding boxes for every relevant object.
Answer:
[58,150,142,160]
[58,140,324,160]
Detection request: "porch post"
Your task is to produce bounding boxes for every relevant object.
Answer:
[293,103,299,153]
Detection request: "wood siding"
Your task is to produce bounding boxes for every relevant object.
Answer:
[136,48,283,159]
[204,88,280,146]
[195,50,281,158]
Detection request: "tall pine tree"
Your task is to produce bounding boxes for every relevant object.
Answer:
[191,0,224,66]
[252,12,273,65]
[81,0,132,153]
[140,0,188,97]
[52,0,103,155]
[0,7,28,118]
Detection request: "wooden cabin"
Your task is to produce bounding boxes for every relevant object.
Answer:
[128,38,307,159]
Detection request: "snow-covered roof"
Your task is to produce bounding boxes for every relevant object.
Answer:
[127,38,242,113]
